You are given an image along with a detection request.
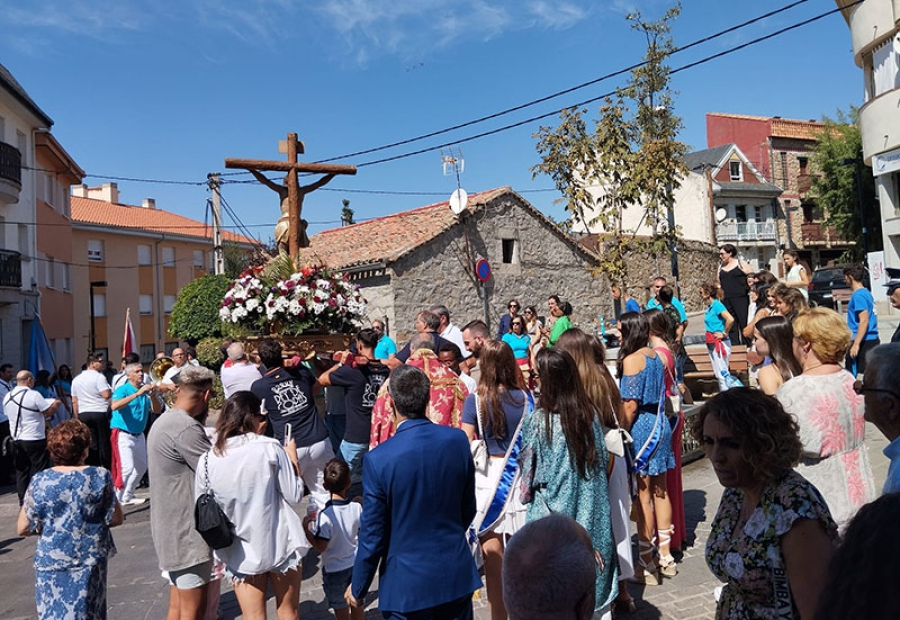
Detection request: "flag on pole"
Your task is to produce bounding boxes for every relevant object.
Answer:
[27,315,56,377]
[122,308,136,358]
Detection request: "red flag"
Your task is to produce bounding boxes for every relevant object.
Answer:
[122,308,136,357]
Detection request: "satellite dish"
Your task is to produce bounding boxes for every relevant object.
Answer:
[715,208,728,223]
[449,188,468,215]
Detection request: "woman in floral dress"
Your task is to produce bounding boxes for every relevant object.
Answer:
[693,388,836,619]
[519,347,618,616]
[17,420,123,620]
[777,308,876,530]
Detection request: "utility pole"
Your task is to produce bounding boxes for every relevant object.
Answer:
[208,173,225,275]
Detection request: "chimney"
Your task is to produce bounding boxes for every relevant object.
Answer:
[71,184,88,198]
[70,183,119,203]
[142,198,156,210]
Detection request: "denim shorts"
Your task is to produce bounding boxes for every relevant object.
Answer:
[166,559,213,589]
[322,566,353,610]
[227,550,302,583]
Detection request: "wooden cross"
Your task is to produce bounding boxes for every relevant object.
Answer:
[225,133,357,257]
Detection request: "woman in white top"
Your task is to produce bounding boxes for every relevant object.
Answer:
[197,391,308,620]
[783,250,810,300]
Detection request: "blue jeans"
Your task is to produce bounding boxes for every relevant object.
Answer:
[339,440,368,485]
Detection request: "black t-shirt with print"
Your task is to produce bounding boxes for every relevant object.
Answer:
[251,365,327,446]
[328,362,390,444]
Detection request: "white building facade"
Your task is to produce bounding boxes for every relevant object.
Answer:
[836,0,900,267]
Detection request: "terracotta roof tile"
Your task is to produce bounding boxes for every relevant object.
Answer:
[71,196,255,245]
[297,188,511,269]
[769,118,826,141]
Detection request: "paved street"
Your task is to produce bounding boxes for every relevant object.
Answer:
[0,421,888,620]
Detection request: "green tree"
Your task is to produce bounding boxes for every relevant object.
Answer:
[533,4,687,285]
[168,274,232,345]
[811,107,881,262]
[341,198,355,226]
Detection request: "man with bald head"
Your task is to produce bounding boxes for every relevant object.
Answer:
[4,370,61,504]
[863,343,900,493]
[503,515,597,620]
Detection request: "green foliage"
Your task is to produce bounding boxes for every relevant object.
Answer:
[533,3,688,286]
[341,198,355,226]
[209,374,225,412]
[169,274,232,346]
[196,336,225,372]
[811,108,881,262]
[223,242,249,278]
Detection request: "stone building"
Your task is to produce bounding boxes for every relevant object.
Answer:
[298,187,610,341]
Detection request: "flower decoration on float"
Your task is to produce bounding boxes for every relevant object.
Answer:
[219,262,366,336]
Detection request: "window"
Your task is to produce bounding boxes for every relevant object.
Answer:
[165,342,178,356]
[501,239,519,264]
[139,295,153,315]
[161,246,175,267]
[93,293,107,317]
[45,257,55,289]
[193,250,205,268]
[140,344,156,364]
[164,295,176,314]
[88,239,104,262]
[729,161,742,181]
[18,224,28,260]
[94,347,109,361]
[137,245,152,266]
[734,205,747,222]
[62,264,70,291]
[798,157,809,175]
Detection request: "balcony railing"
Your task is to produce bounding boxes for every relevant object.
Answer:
[0,250,22,288]
[0,142,22,188]
[716,220,777,242]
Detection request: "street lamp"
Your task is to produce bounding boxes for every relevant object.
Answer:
[89,280,108,353]
[840,156,869,267]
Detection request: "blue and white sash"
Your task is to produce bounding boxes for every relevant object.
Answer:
[473,392,535,536]
[631,381,667,474]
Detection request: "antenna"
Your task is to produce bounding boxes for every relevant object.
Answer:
[442,147,468,216]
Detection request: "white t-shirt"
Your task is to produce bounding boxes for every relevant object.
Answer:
[161,363,185,385]
[459,372,477,396]
[4,386,56,440]
[71,369,111,413]
[312,499,362,572]
[441,323,471,359]
[221,362,262,398]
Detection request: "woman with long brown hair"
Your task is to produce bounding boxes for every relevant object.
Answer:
[752,315,802,395]
[198,391,308,620]
[519,347,618,616]
[556,328,635,612]
[461,340,533,620]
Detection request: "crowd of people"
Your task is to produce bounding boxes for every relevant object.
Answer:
[5,247,900,620]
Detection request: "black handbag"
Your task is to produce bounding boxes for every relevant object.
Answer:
[194,452,234,549]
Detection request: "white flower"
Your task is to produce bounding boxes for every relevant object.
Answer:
[219,308,231,321]
[724,552,745,579]
[246,299,259,312]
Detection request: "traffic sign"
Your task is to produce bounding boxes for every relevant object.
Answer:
[475,259,491,282]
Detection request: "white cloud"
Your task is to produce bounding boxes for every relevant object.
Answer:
[311,0,592,65]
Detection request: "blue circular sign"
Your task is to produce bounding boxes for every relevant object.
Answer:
[475,258,491,282]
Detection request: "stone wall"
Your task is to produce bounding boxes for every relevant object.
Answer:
[387,193,609,341]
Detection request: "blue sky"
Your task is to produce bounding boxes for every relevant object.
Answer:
[1,0,860,242]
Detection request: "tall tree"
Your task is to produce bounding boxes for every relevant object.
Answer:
[533,4,688,285]
[341,198,355,226]
[811,107,881,262]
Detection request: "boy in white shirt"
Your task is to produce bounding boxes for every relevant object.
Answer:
[304,459,364,620]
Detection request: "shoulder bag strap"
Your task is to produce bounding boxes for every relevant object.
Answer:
[474,394,485,440]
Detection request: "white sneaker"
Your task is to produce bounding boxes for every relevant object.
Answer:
[123,497,147,506]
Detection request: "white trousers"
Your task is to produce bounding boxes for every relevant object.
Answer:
[298,437,335,509]
[116,431,147,503]
[708,340,732,392]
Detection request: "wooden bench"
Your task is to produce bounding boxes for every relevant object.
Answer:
[682,342,749,400]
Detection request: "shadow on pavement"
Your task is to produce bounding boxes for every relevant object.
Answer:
[683,489,707,548]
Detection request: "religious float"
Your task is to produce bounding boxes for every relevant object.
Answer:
[218,254,366,359]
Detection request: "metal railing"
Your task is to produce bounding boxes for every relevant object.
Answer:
[0,141,22,188]
[716,220,777,242]
[0,250,22,288]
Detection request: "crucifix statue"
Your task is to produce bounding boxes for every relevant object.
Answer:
[225,133,357,257]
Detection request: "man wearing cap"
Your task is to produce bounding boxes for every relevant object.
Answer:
[220,342,262,398]
[148,365,215,619]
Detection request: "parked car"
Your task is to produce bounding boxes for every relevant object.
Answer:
[807,265,868,309]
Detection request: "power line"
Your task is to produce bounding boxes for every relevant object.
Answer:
[311,0,814,164]
[352,1,857,169]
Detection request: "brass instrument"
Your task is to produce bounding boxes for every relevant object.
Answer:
[149,356,175,383]
[149,356,176,407]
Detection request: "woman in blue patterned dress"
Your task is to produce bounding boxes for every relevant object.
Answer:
[519,347,618,616]
[17,419,123,620]
[616,311,675,585]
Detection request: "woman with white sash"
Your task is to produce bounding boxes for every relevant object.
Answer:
[617,312,676,586]
[462,340,533,620]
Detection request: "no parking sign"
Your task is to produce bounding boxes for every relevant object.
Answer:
[475,259,491,282]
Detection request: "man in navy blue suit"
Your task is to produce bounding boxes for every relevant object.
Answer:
[346,365,481,619]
